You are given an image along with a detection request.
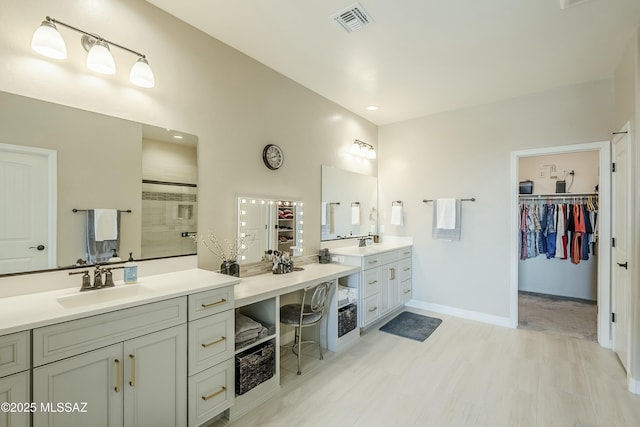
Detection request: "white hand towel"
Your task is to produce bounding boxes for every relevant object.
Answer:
[351,205,361,225]
[436,199,457,229]
[94,209,118,241]
[390,205,404,226]
[321,202,328,225]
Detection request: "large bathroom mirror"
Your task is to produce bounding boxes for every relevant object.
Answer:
[0,91,197,276]
[321,165,377,241]
[236,196,303,265]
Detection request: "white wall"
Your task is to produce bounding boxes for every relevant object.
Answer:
[378,80,613,321]
[0,0,377,274]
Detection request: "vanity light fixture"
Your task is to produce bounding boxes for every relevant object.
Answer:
[350,139,376,159]
[31,16,155,88]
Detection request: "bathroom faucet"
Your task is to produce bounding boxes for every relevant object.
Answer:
[358,236,372,247]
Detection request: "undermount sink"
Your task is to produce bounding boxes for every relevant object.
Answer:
[56,285,158,309]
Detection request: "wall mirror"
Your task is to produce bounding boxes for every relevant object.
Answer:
[321,165,377,241]
[0,91,197,276]
[236,196,303,265]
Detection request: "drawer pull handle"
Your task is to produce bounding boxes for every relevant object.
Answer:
[202,386,227,401]
[404,290,411,294]
[368,260,378,264]
[368,307,377,312]
[129,354,136,387]
[202,336,226,348]
[403,252,411,255]
[368,280,378,285]
[114,359,121,392]
[201,298,227,308]
[404,268,411,271]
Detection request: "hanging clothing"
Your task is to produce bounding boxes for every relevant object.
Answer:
[544,203,556,259]
[556,204,568,259]
[571,203,585,264]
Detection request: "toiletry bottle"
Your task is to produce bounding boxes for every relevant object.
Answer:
[123,252,138,284]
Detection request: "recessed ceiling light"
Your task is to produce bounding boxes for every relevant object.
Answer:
[173,134,183,139]
[367,105,379,111]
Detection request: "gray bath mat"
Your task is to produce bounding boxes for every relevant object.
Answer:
[379,312,442,342]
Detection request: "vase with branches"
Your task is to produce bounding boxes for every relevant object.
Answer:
[192,230,251,277]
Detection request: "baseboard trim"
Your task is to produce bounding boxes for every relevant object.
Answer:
[629,377,640,395]
[405,300,512,328]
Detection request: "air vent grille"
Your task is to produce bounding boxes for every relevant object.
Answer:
[331,2,374,33]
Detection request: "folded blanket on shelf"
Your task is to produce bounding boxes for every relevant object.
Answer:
[235,312,262,343]
[338,285,358,306]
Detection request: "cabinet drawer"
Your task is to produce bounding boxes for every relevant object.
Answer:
[399,247,412,259]
[188,359,234,427]
[362,255,381,270]
[0,331,29,378]
[399,259,412,281]
[188,310,234,376]
[402,279,412,303]
[362,295,380,326]
[189,286,234,321]
[379,250,400,265]
[33,297,187,367]
[363,269,381,297]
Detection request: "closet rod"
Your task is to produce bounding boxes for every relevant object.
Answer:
[519,193,598,200]
[422,198,476,203]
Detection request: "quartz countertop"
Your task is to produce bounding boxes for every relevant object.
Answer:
[0,268,239,335]
[328,242,412,257]
[234,262,360,308]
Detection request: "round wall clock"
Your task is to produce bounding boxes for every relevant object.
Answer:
[262,144,284,170]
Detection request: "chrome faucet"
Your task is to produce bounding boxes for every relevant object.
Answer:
[358,236,372,247]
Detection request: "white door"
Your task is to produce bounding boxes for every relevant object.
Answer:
[612,130,631,371]
[0,143,55,274]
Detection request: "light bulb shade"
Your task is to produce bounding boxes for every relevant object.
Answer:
[130,57,155,88]
[367,147,377,159]
[350,141,361,154]
[31,21,67,59]
[86,40,116,75]
[359,145,369,156]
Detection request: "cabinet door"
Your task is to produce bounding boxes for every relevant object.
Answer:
[33,343,123,427]
[362,295,380,326]
[0,371,30,427]
[123,325,187,427]
[380,264,399,315]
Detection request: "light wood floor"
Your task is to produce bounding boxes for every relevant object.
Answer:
[224,308,640,427]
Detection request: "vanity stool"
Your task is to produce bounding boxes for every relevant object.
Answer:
[279,282,329,375]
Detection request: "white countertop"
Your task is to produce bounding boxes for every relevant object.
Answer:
[329,242,412,257]
[0,268,239,335]
[234,262,360,307]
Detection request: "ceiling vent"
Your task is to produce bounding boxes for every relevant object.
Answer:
[330,2,374,33]
[560,0,591,9]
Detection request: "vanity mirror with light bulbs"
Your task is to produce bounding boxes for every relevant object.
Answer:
[236,196,304,265]
[0,90,198,276]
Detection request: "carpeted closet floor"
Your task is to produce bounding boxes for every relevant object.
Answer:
[518,291,597,341]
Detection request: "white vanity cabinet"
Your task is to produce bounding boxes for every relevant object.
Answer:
[187,286,235,427]
[32,297,188,427]
[336,246,412,328]
[0,331,30,427]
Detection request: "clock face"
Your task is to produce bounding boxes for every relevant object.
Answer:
[263,144,284,170]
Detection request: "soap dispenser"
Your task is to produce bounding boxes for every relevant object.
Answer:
[108,249,122,263]
[123,252,138,284]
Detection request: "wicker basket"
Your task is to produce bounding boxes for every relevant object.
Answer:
[235,341,275,395]
[338,303,357,337]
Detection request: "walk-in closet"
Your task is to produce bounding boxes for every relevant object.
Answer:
[517,150,599,340]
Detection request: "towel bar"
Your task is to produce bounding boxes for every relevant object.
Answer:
[422,198,475,203]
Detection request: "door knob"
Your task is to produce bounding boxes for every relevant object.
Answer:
[617,262,628,269]
[29,244,46,251]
